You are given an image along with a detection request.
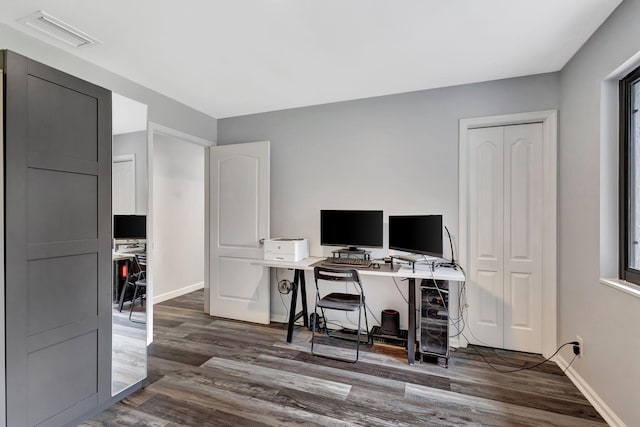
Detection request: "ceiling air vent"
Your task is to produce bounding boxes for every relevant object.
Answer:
[18,10,100,48]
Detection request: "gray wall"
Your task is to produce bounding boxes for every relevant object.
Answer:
[560,0,640,424]
[0,23,216,142]
[113,131,148,215]
[218,73,561,328]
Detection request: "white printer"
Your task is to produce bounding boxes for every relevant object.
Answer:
[264,238,309,262]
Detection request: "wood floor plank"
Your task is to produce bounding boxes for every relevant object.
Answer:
[137,394,272,427]
[406,383,605,427]
[448,379,604,421]
[86,290,607,426]
[255,352,576,427]
[281,335,602,422]
[203,357,353,400]
[79,402,170,427]
[147,343,212,366]
[149,375,353,426]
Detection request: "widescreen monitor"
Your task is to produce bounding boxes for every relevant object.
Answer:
[389,215,443,258]
[113,215,147,239]
[320,210,383,250]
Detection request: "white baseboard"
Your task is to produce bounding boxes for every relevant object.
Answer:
[555,355,626,427]
[153,282,204,305]
[270,313,289,324]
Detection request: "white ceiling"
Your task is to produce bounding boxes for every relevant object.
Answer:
[0,0,622,119]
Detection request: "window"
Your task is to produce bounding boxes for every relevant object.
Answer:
[620,66,640,286]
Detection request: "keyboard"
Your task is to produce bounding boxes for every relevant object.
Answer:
[323,257,372,268]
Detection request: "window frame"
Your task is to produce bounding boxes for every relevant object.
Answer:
[619,65,640,286]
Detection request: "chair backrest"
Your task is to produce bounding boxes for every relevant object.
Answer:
[135,252,146,267]
[127,253,146,281]
[314,266,364,294]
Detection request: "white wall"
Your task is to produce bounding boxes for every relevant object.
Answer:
[113,131,148,215]
[152,134,205,303]
[559,0,640,425]
[218,73,561,330]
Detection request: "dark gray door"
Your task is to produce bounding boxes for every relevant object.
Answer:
[4,51,112,426]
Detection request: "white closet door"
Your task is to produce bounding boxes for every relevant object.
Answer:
[113,155,136,214]
[503,124,543,352]
[467,127,505,348]
[466,123,543,353]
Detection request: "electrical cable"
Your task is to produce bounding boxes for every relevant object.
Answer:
[465,341,577,373]
[426,262,531,367]
[344,281,378,333]
[438,263,556,367]
[256,267,312,348]
[417,238,565,372]
[563,354,578,374]
[278,290,289,324]
[427,263,503,354]
[275,269,310,345]
[392,277,409,304]
[427,263,465,338]
[389,276,422,331]
[365,303,381,326]
[434,264,545,367]
[275,269,290,326]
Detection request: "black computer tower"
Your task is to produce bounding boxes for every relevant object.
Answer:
[420,279,449,364]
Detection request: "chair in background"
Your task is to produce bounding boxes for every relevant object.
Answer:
[117,253,145,308]
[311,266,370,363]
[129,253,147,322]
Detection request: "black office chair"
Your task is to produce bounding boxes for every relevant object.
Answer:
[117,255,140,312]
[129,253,147,322]
[311,266,370,363]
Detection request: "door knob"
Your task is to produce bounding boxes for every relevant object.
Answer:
[259,238,265,246]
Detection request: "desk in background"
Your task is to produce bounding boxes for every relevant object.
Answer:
[253,257,465,365]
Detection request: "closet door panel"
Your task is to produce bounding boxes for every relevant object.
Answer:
[503,123,543,353]
[4,50,112,427]
[466,126,504,348]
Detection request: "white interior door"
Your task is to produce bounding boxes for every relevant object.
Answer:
[113,154,136,214]
[467,127,505,348]
[209,141,270,324]
[466,123,543,353]
[503,124,543,352]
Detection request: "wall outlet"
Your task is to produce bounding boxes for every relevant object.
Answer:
[576,335,584,357]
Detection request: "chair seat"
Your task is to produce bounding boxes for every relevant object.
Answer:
[317,292,361,311]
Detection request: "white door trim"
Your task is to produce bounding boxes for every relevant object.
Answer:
[459,110,557,358]
[147,122,215,345]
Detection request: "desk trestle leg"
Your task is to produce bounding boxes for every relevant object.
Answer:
[286,269,309,343]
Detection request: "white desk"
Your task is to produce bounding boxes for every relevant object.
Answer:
[253,257,465,364]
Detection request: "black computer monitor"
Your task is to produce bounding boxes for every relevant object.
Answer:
[113,215,147,239]
[320,210,383,250]
[389,215,443,258]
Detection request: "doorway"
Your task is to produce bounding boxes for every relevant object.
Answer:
[459,111,557,357]
[147,123,214,341]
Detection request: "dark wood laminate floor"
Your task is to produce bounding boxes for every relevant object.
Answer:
[83,290,606,426]
[112,302,147,394]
